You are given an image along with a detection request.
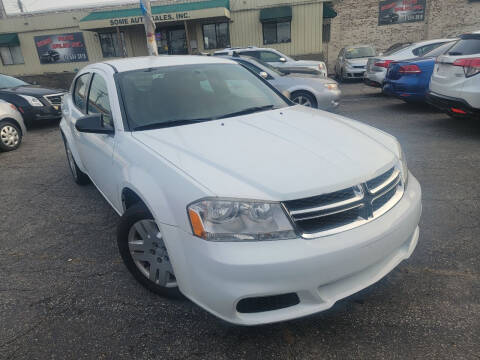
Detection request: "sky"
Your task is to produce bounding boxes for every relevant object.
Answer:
[3,0,139,14]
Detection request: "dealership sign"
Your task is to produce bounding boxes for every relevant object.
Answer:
[34,33,88,64]
[378,0,426,26]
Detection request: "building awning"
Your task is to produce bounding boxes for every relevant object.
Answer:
[323,3,337,19]
[0,33,20,47]
[80,0,230,30]
[259,6,292,23]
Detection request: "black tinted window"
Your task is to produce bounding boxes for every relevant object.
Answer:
[73,73,90,111]
[447,39,480,56]
[87,74,113,128]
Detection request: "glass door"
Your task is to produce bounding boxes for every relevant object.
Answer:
[167,28,188,55]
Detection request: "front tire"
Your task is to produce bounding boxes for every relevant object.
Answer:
[117,203,182,298]
[291,91,318,108]
[0,120,22,152]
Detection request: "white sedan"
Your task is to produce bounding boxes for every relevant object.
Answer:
[60,56,422,325]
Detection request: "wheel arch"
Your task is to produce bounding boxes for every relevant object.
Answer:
[289,88,319,107]
[0,117,24,135]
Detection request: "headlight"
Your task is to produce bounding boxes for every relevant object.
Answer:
[325,83,338,90]
[19,95,44,107]
[396,142,409,186]
[188,198,296,242]
[318,63,325,70]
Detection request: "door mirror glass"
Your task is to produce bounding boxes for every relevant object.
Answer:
[75,114,114,135]
[279,57,287,63]
[259,71,269,79]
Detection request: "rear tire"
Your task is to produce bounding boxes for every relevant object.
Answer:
[61,133,90,185]
[0,120,22,152]
[117,203,182,299]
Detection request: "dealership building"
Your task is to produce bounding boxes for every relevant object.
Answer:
[0,0,478,85]
[0,0,334,85]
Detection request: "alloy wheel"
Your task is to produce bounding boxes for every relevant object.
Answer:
[0,125,20,148]
[128,219,177,288]
[292,95,313,107]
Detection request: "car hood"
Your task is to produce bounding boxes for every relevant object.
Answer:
[0,85,65,96]
[287,60,324,67]
[345,58,371,66]
[133,106,398,201]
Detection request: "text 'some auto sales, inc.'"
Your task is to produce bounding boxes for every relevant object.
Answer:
[378,0,426,26]
[34,33,89,64]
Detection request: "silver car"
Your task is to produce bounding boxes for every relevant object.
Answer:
[215,47,328,78]
[334,45,376,82]
[228,56,340,111]
[0,99,26,151]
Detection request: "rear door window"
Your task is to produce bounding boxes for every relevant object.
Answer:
[413,43,445,57]
[73,73,90,111]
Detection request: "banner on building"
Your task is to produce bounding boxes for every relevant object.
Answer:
[34,33,88,64]
[378,0,426,26]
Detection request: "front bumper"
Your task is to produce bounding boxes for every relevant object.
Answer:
[426,91,480,118]
[344,67,367,79]
[315,89,341,111]
[20,105,62,122]
[163,175,422,325]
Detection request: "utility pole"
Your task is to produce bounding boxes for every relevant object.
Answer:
[17,0,24,13]
[0,0,6,18]
[140,0,158,56]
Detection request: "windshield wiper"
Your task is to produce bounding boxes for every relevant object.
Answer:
[133,118,212,131]
[216,105,276,120]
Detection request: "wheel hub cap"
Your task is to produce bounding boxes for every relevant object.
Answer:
[293,96,312,107]
[1,125,19,147]
[128,219,176,287]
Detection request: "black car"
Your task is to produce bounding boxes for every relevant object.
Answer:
[40,50,61,64]
[0,74,65,125]
[380,12,399,25]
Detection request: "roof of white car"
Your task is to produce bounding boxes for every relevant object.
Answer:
[103,55,234,73]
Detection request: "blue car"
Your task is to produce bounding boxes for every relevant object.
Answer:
[383,41,456,102]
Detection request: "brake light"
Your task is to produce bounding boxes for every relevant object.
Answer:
[453,58,480,77]
[399,64,422,74]
[451,108,467,114]
[374,60,394,68]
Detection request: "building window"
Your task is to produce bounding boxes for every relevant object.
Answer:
[202,23,230,50]
[0,45,24,65]
[99,32,125,58]
[263,21,291,45]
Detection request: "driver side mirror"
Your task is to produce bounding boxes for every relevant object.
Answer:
[279,57,287,63]
[259,71,269,79]
[75,114,114,135]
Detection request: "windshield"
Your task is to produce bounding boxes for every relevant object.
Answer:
[345,46,375,59]
[383,43,412,56]
[119,64,288,130]
[422,41,456,58]
[0,74,28,89]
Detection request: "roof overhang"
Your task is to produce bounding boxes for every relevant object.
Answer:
[80,0,230,30]
[259,6,292,23]
[0,33,20,47]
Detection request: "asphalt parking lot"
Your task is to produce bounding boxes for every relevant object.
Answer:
[1,82,479,360]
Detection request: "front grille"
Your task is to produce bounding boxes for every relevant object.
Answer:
[354,65,366,69]
[283,167,404,238]
[44,93,65,106]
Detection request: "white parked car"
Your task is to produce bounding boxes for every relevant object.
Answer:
[214,46,328,78]
[428,31,480,118]
[365,38,454,87]
[60,56,422,325]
